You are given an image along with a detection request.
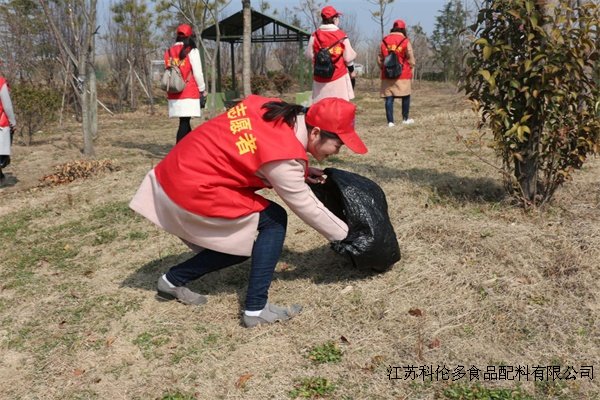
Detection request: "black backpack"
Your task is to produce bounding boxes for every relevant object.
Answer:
[313,33,347,79]
[382,37,406,79]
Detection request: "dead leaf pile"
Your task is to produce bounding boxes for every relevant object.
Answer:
[39,159,120,186]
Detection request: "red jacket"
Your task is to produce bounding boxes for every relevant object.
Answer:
[312,29,348,83]
[155,95,309,218]
[164,44,199,100]
[0,77,8,127]
[380,33,412,80]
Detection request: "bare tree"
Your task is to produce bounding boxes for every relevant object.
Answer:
[272,11,304,75]
[40,0,98,156]
[367,0,395,40]
[338,11,361,47]
[105,0,156,112]
[408,24,434,81]
[295,0,327,31]
[0,0,60,85]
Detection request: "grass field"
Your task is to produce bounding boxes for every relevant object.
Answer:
[0,80,598,399]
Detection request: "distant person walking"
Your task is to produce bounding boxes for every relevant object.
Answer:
[305,6,357,102]
[378,19,416,127]
[165,24,207,143]
[0,75,16,185]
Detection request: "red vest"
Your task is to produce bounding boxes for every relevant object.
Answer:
[380,33,412,80]
[155,95,309,218]
[0,77,8,127]
[312,29,348,83]
[164,44,199,100]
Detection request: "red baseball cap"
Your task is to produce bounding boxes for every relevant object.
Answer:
[321,5,342,19]
[306,98,367,154]
[393,19,406,29]
[176,24,193,38]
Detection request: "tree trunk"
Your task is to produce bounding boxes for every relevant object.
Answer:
[83,0,97,156]
[242,0,252,97]
[514,118,545,204]
[40,0,97,156]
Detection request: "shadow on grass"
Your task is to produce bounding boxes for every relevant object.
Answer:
[400,167,506,203]
[121,244,382,297]
[327,160,506,203]
[113,140,172,159]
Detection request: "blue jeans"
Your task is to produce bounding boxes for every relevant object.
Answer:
[165,201,288,311]
[385,95,411,123]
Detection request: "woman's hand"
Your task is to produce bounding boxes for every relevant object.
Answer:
[306,167,326,184]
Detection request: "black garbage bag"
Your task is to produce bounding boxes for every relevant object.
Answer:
[309,168,401,272]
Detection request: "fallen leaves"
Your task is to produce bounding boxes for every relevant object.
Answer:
[408,308,423,317]
[39,159,120,186]
[235,373,253,389]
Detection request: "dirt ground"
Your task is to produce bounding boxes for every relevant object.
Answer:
[0,80,598,399]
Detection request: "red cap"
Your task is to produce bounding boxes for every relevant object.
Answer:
[176,24,193,38]
[306,98,367,154]
[393,19,406,29]
[321,5,342,19]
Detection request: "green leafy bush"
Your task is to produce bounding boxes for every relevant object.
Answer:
[462,0,600,207]
[11,83,61,144]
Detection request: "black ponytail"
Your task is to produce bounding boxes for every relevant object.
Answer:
[176,35,197,60]
[261,101,306,127]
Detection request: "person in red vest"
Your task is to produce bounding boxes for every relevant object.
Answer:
[305,5,357,102]
[0,75,16,185]
[378,19,416,127]
[165,23,207,143]
[130,95,367,328]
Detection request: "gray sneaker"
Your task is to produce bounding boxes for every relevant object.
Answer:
[242,302,303,328]
[156,276,207,305]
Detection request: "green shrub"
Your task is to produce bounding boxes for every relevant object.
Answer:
[11,83,61,144]
[462,0,600,207]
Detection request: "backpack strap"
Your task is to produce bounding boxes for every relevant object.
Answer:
[314,31,347,50]
[382,37,407,57]
[327,36,347,51]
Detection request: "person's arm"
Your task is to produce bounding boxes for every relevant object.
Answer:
[342,37,357,65]
[304,34,315,60]
[377,39,387,67]
[188,48,206,93]
[406,41,416,68]
[259,159,348,241]
[0,84,16,126]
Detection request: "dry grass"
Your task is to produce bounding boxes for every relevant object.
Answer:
[0,81,598,400]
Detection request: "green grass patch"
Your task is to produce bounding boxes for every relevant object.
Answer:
[442,383,534,400]
[289,377,336,398]
[0,200,138,288]
[307,341,342,364]
[133,329,171,359]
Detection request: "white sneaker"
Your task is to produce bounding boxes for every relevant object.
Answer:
[402,119,415,125]
[388,122,395,127]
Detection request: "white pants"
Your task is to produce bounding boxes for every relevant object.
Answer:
[0,126,10,155]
